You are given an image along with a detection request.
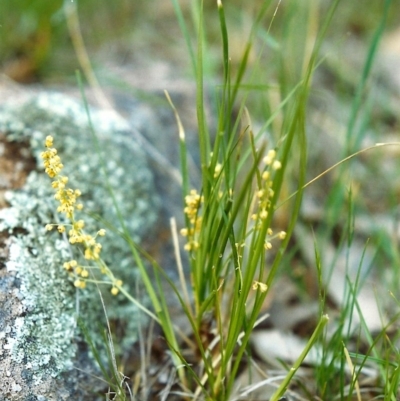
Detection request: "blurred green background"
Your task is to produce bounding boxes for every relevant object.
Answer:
[1,0,399,83]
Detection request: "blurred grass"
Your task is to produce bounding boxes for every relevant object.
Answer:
[1,0,400,83]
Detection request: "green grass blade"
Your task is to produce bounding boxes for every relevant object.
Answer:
[170,0,197,76]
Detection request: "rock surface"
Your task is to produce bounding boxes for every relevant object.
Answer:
[0,90,162,400]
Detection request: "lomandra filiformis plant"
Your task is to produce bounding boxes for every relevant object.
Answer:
[41,131,290,399]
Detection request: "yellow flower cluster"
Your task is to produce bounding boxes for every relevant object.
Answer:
[250,149,286,250]
[251,149,282,223]
[42,135,122,295]
[42,136,83,219]
[180,189,203,251]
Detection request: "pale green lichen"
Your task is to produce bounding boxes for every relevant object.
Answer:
[0,93,159,383]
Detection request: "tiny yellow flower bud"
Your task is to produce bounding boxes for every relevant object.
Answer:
[98,229,106,236]
[57,225,65,233]
[264,242,272,250]
[69,260,77,267]
[180,228,188,236]
[81,269,89,278]
[45,224,53,231]
[262,171,270,180]
[45,136,53,148]
[74,279,86,289]
[278,231,287,240]
[111,287,119,296]
[214,163,222,177]
[263,149,276,165]
[253,281,268,292]
[75,220,85,229]
[272,160,282,170]
[84,249,92,260]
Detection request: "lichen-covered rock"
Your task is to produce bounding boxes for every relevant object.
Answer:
[0,92,159,400]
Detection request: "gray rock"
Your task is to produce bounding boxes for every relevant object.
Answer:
[0,92,159,400]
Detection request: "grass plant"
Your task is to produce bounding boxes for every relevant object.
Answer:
[31,0,400,400]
